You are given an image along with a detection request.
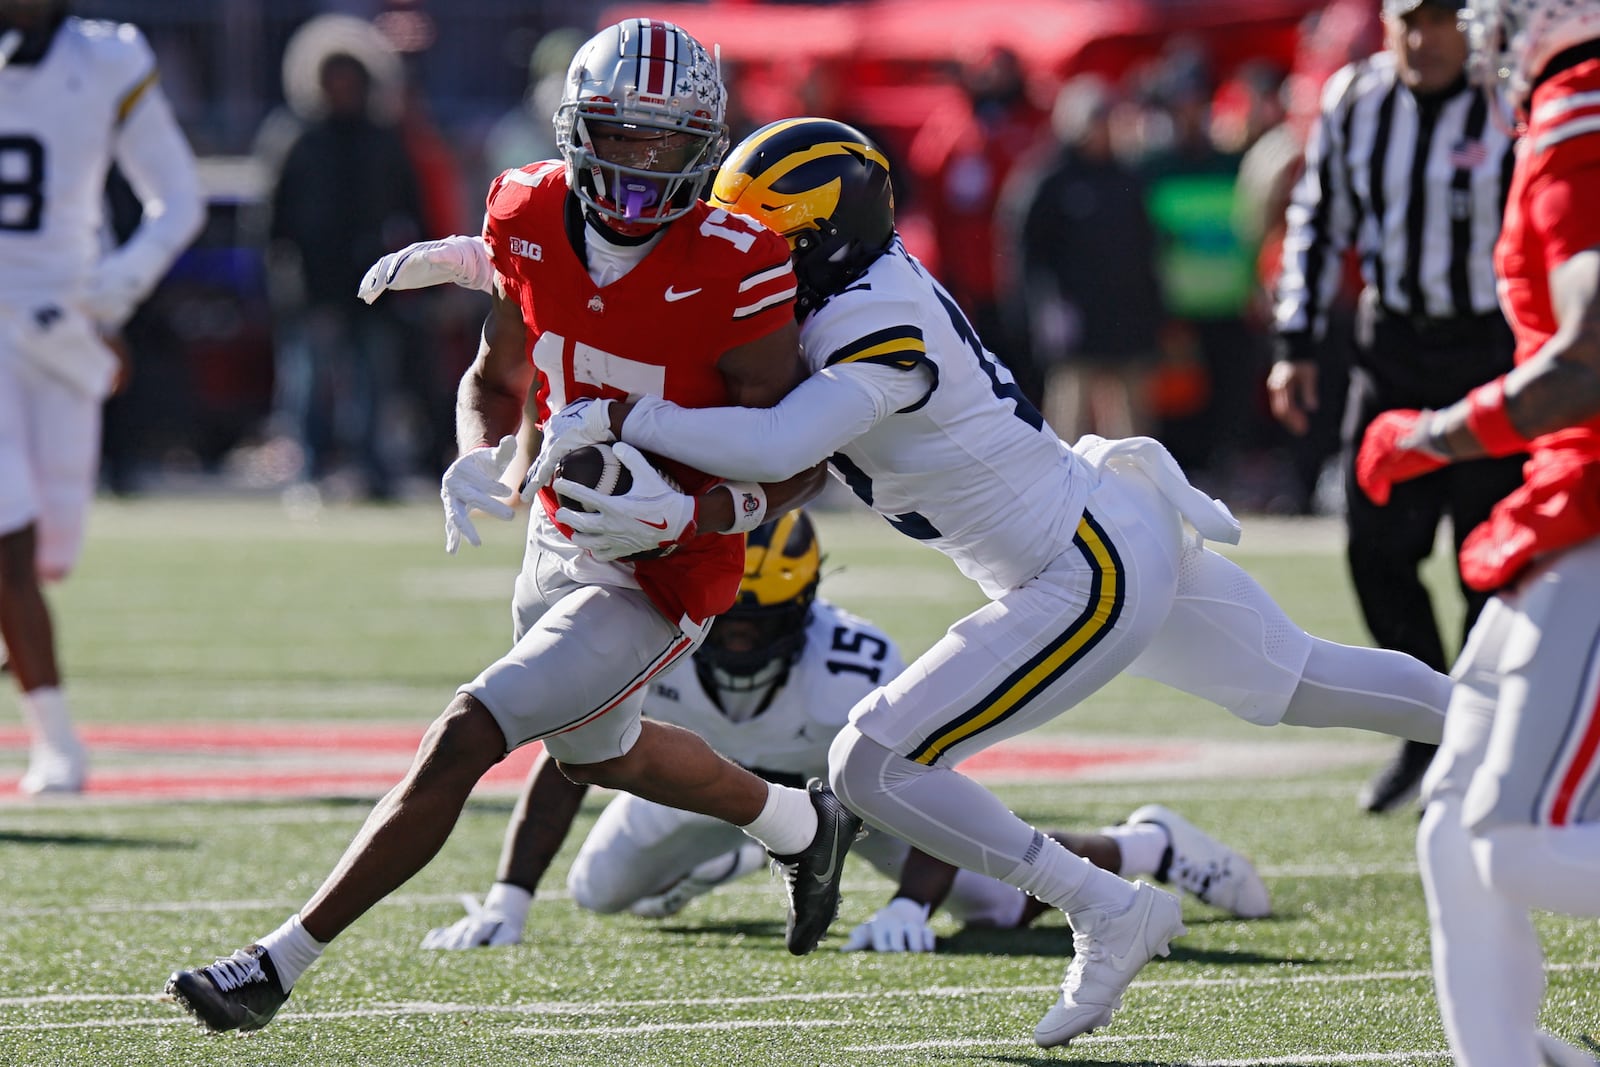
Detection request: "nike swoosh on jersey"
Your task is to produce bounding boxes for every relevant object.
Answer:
[664,286,703,302]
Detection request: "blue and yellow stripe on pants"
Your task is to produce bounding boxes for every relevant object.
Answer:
[906,511,1124,766]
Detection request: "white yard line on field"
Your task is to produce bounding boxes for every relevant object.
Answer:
[506,1018,851,1037]
[1186,1055,1452,1066]
[0,775,1375,823]
[7,962,1595,1031]
[0,855,1423,920]
[843,1033,1176,1051]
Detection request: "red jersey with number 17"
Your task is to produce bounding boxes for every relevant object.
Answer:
[482,161,797,625]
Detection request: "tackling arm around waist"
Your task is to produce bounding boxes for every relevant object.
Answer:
[621,362,928,481]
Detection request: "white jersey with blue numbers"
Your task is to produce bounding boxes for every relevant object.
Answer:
[641,598,903,779]
[800,238,1094,598]
[0,19,167,299]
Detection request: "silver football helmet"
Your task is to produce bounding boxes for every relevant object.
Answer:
[1464,0,1600,106]
[555,18,728,229]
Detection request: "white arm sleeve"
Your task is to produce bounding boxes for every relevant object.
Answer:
[622,362,932,482]
[105,80,205,303]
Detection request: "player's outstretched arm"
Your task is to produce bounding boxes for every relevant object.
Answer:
[358,235,495,304]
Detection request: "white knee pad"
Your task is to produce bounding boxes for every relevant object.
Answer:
[564,856,615,914]
[829,722,921,818]
[827,723,872,813]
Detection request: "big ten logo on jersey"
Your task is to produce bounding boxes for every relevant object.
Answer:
[508,236,542,261]
[825,624,890,684]
[651,682,681,703]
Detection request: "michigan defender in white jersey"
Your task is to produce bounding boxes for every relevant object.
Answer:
[519,118,1455,1048]
[0,1,202,793]
[420,512,1269,953]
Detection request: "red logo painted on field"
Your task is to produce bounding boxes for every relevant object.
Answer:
[0,724,1173,802]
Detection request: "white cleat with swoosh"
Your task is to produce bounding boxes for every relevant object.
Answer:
[1034,881,1186,1048]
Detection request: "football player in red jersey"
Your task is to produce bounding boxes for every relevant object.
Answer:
[165,20,859,1035]
[1355,2,1600,1062]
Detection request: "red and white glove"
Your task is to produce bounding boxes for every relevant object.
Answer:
[1355,409,1449,506]
[556,442,696,561]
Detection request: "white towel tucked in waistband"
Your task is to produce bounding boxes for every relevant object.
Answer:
[5,303,117,401]
[1071,434,1242,545]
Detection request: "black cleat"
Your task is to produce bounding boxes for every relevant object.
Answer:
[1358,740,1438,814]
[166,944,289,1033]
[769,779,862,956]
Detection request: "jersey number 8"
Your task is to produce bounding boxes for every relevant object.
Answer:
[0,135,45,233]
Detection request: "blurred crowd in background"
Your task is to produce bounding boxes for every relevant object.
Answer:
[86,0,1382,512]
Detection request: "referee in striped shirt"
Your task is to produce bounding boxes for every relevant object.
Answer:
[1267,0,1525,814]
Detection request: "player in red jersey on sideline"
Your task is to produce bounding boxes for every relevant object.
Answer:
[1355,2,1600,1062]
[165,19,858,1034]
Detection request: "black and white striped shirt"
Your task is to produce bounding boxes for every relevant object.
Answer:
[1275,52,1517,357]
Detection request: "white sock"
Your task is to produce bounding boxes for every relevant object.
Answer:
[19,687,79,751]
[1006,832,1137,918]
[484,881,533,929]
[257,915,326,993]
[1101,822,1170,879]
[1418,798,1545,1066]
[740,783,817,856]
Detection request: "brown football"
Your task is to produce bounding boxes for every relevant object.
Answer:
[553,443,630,513]
[553,444,678,561]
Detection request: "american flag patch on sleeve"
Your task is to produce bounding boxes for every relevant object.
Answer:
[1449,139,1489,169]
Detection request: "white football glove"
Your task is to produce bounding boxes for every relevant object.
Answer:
[420,893,524,951]
[358,234,495,304]
[80,256,148,328]
[441,434,518,554]
[841,897,937,953]
[557,442,696,562]
[525,398,616,499]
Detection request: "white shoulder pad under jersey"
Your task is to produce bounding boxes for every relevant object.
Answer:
[800,238,1094,598]
[641,600,904,780]
[0,19,160,296]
